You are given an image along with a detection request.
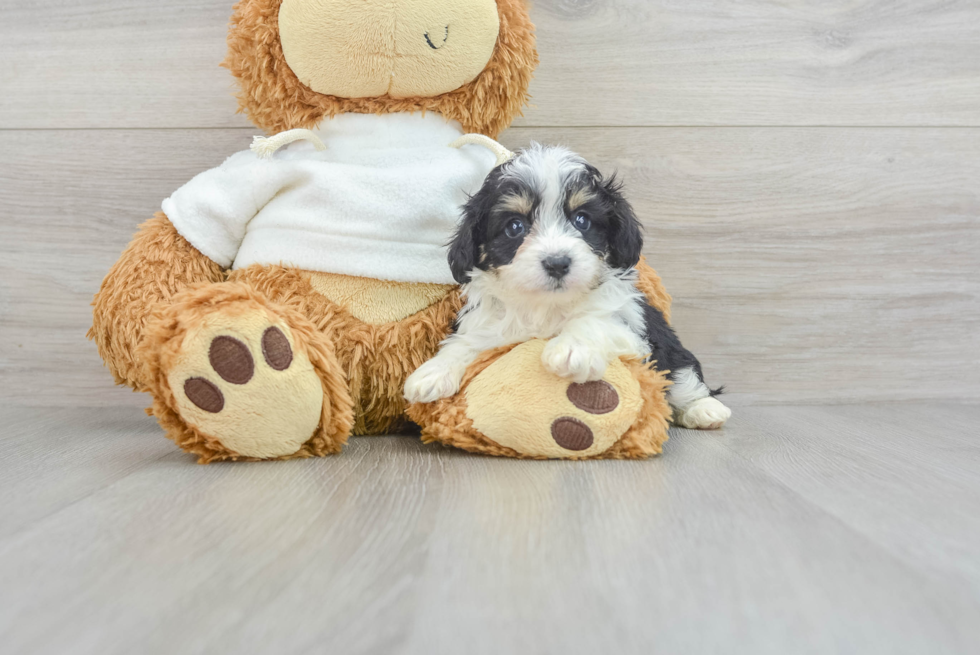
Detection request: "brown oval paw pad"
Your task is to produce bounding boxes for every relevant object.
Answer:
[551,417,595,451]
[184,378,224,413]
[566,381,619,415]
[209,336,254,384]
[262,327,293,371]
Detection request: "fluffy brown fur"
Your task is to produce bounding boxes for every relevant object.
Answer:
[138,282,355,463]
[635,256,673,324]
[223,0,538,137]
[89,214,225,391]
[407,347,672,460]
[230,266,463,435]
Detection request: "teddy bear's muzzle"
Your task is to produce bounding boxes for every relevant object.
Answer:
[278,0,501,99]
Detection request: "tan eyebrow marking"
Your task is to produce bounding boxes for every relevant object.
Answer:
[496,192,534,215]
[568,187,597,211]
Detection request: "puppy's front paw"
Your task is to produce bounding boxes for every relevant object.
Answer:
[542,335,609,384]
[675,397,732,430]
[404,359,463,404]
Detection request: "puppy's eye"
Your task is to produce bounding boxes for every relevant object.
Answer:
[572,212,592,232]
[504,218,526,239]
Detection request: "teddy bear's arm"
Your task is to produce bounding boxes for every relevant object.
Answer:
[89,212,224,391]
[161,150,288,268]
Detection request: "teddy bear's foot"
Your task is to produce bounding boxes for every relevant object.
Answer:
[407,339,672,460]
[140,283,354,463]
[168,321,323,460]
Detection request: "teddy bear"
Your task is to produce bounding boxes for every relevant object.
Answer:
[89,0,676,463]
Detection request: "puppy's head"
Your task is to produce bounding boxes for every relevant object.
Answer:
[449,144,643,295]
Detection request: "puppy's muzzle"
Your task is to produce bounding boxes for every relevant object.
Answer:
[542,254,572,280]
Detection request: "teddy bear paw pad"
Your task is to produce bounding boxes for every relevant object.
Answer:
[550,417,594,451]
[167,317,323,459]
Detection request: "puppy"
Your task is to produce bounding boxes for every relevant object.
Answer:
[404,144,731,430]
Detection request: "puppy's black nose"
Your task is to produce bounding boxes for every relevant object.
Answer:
[542,255,572,280]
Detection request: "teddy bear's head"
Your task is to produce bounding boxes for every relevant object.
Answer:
[224,0,538,138]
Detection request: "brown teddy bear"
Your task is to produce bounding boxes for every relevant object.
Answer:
[89,0,675,463]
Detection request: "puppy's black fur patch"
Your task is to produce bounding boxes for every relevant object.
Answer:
[575,167,644,271]
[639,303,723,395]
[450,166,512,283]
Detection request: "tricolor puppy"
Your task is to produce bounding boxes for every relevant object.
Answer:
[404,144,731,430]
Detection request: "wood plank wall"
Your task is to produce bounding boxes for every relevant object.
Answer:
[1,0,978,407]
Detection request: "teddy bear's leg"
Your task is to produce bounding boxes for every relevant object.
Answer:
[90,213,226,391]
[408,340,672,459]
[406,259,678,460]
[139,282,354,463]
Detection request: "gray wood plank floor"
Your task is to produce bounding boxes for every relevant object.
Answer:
[1,403,978,655]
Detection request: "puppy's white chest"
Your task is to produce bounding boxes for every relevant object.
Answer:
[487,299,581,342]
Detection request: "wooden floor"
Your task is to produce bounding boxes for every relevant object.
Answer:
[1,403,978,655]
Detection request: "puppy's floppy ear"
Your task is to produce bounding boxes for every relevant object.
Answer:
[601,175,644,270]
[448,208,480,284]
[449,167,501,283]
[449,165,512,282]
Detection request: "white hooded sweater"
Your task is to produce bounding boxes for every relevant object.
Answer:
[161,112,497,284]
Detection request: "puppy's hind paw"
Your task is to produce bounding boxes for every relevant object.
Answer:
[675,397,732,430]
[404,360,463,404]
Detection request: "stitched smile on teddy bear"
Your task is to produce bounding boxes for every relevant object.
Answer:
[278,0,500,98]
[424,25,449,50]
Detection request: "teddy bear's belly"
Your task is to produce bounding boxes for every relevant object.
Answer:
[307,272,455,325]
